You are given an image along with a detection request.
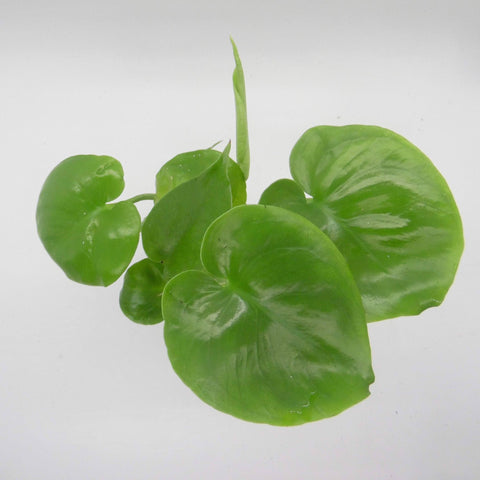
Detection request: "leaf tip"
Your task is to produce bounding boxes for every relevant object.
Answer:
[223,140,232,157]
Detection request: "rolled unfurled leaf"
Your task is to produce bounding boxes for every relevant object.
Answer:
[231,38,250,180]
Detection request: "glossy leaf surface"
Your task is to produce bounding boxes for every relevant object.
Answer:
[36,155,141,286]
[143,147,242,278]
[163,205,374,426]
[260,125,464,322]
[155,149,246,205]
[119,258,168,324]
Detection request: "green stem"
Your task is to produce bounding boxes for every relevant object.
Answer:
[125,193,156,203]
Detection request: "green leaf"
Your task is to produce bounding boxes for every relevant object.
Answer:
[36,155,141,286]
[128,145,246,325]
[143,146,241,278]
[155,149,246,205]
[260,125,464,322]
[119,258,168,324]
[231,38,250,180]
[162,205,374,426]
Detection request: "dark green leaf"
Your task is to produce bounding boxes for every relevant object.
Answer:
[163,205,373,426]
[155,149,246,206]
[36,155,141,286]
[260,125,464,322]
[119,258,168,324]
[143,146,241,278]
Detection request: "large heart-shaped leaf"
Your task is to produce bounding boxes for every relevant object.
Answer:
[36,155,141,286]
[260,125,464,322]
[162,205,374,426]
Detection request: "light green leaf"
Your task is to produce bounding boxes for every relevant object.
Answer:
[36,155,141,286]
[231,38,250,180]
[260,125,464,322]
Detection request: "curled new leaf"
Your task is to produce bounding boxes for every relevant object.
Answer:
[231,38,250,180]
[36,155,141,286]
[163,205,374,426]
[260,125,464,322]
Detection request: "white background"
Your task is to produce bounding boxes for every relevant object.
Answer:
[1,1,479,478]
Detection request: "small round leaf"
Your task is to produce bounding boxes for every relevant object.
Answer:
[119,258,168,325]
[36,155,141,286]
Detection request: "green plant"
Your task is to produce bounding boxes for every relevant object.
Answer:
[36,39,463,426]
